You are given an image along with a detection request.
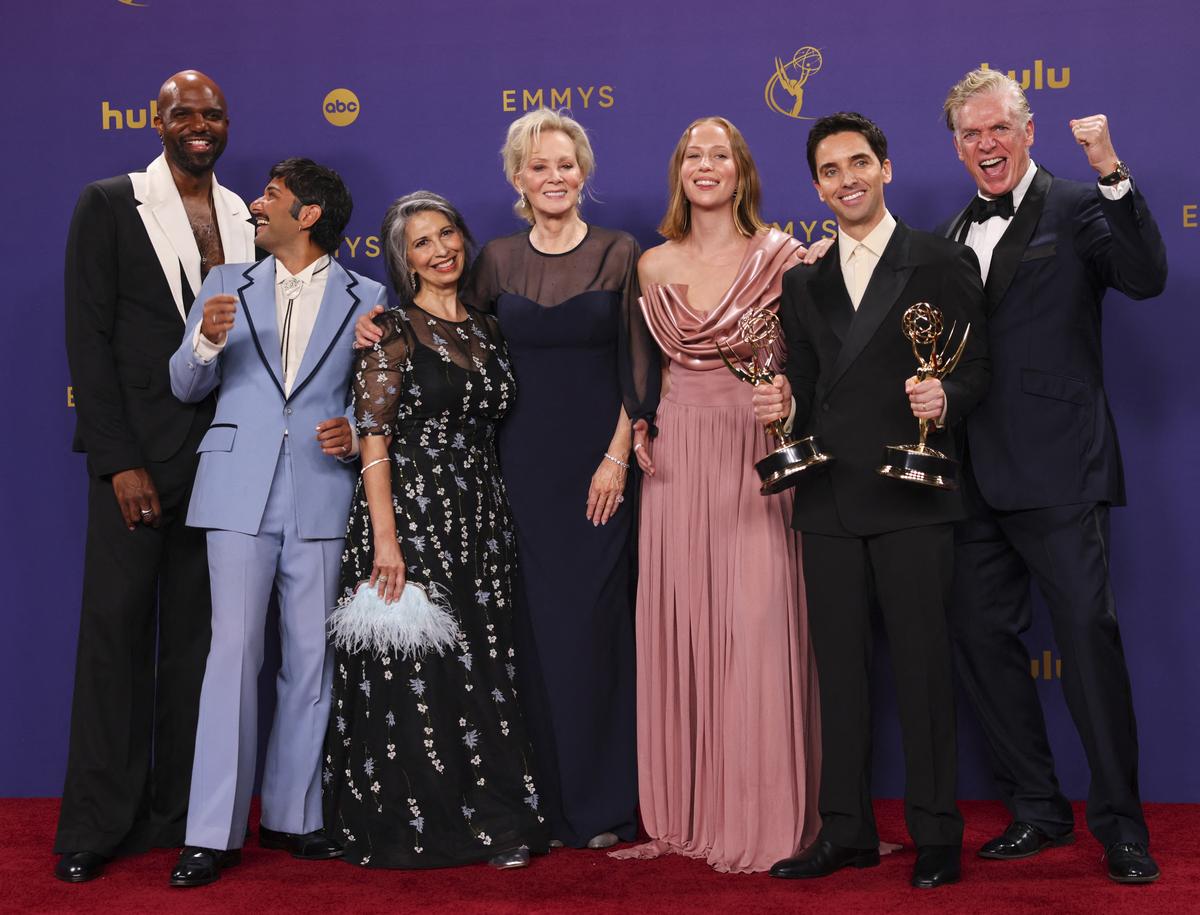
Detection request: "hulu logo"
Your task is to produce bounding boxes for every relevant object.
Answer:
[101,100,159,130]
[980,60,1070,91]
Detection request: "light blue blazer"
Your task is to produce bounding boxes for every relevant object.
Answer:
[171,256,387,539]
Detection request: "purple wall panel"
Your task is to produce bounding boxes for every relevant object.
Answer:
[2,0,1195,800]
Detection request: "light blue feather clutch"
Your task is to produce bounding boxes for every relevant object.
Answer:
[328,580,460,658]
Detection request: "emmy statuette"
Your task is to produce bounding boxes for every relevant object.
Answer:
[717,306,833,495]
[877,302,970,490]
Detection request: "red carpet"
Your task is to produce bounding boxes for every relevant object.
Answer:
[3,799,1194,913]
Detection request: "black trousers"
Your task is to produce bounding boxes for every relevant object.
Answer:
[803,524,963,850]
[55,434,211,856]
[950,496,1147,848]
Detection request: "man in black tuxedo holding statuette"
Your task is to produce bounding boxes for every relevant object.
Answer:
[753,112,989,889]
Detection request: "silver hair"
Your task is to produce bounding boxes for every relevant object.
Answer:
[943,68,1033,132]
[380,190,476,300]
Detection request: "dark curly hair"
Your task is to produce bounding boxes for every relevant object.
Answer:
[268,157,353,254]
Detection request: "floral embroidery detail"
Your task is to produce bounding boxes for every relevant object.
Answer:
[324,306,540,866]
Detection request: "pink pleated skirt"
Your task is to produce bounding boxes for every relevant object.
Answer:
[616,362,822,874]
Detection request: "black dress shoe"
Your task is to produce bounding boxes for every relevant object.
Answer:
[978,821,1074,860]
[258,826,343,860]
[1106,842,1160,884]
[912,845,961,889]
[55,851,108,883]
[169,846,241,887]
[769,839,880,879]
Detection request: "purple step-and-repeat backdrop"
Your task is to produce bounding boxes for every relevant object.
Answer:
[2,0,1196,800]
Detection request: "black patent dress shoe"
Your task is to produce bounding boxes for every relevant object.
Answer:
[54,851,108,883]
[912,845,961,888]
[1106,842,1160,884]
[978,820,1074,859]
[169,846,241,887]
[258,826,343,860]
[769,839,880,878]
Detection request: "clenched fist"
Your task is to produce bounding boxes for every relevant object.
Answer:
[201,294,237,345]
[1069,114,1120,177]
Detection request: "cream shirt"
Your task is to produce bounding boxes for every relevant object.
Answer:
[839,209,897,309]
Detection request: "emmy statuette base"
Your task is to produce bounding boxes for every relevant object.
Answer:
[877,444,959,491]
[757,436,834,495]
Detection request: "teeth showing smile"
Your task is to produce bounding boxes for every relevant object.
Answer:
[980,156,1005,173]
[431,257,457,272]
[840,190,865,202]
[695,179,719,188]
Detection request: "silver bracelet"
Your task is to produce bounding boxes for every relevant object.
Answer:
[603,452,629,470]
[360,457,390,475]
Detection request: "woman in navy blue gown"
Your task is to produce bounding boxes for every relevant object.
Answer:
[462,109,660,849]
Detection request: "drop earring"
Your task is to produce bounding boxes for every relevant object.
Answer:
[409,270,418,292]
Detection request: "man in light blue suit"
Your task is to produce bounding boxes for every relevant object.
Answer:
[165,159,387,887]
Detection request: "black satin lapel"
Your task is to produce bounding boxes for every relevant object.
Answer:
[983,166,1052,312]
[946,202,972,243]
[811,244,854,344]
[827,224,915,391]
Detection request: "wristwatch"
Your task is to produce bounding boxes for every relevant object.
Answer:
[1098,160,1131,186]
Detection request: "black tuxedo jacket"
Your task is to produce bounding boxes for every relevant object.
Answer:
[64,168,254,479]
[781,219,990,537]
[941,167,1167,510]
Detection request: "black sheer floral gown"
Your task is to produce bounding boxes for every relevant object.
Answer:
[322,305,548,868]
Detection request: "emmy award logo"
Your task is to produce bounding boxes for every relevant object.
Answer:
[717,306,834,495]
[764,47,824,120]
[877,303,970,490]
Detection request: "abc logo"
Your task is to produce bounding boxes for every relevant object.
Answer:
[323,88,360,127]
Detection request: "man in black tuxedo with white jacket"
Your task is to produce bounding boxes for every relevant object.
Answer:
[56,70,255,883]
[755,112,989,889]
[940,68,1166,884]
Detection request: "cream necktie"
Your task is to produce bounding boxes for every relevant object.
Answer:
[847,244,867,310]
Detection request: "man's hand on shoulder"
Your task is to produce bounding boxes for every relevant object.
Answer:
[354,306,386,350]
[201,294,237,345]
[1069,114,1120,177]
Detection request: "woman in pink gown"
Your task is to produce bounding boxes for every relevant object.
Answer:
[610,117,823,874]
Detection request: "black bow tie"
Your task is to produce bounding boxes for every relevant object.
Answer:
[968,192,1015,223]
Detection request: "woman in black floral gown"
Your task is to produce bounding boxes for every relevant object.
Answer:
[322,191,547,869]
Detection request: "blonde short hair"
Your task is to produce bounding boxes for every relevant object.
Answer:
[943,68,1033,132]
[657,116,766,242]
[501,109,595,223]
